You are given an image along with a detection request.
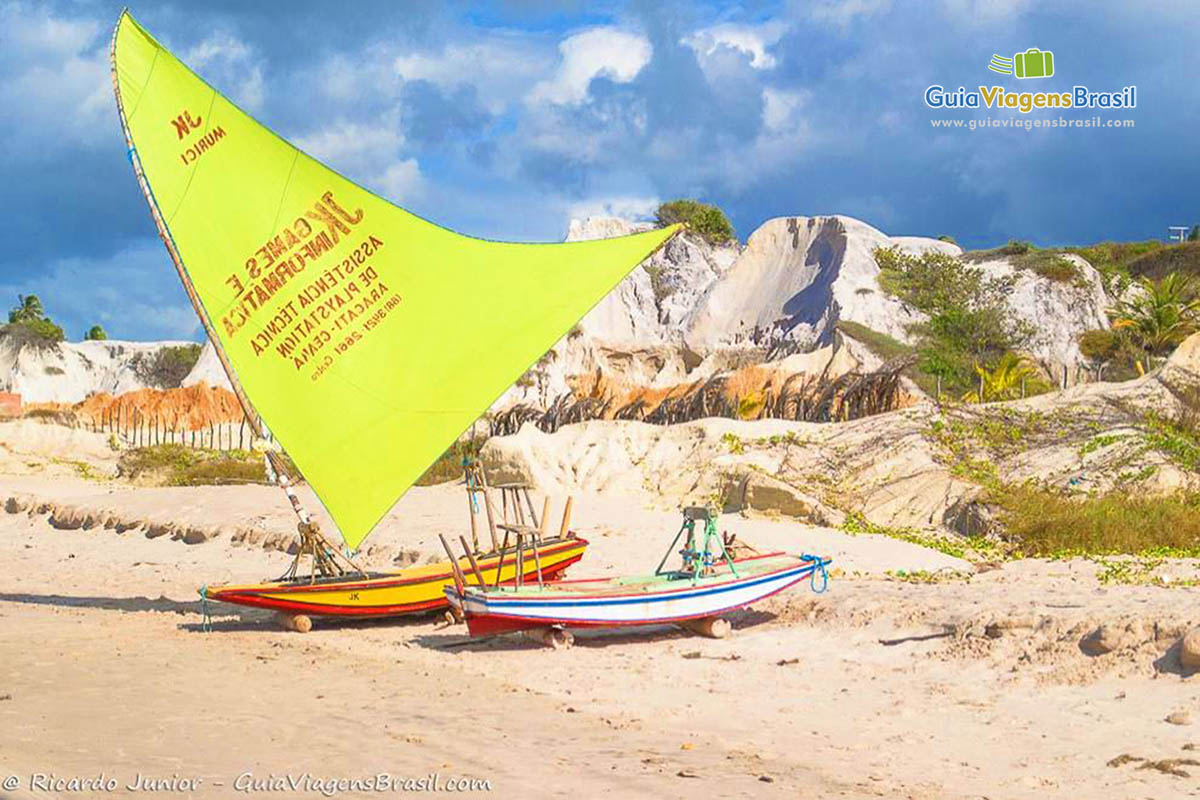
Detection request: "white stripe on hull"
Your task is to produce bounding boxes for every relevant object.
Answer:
[460,565,811,626]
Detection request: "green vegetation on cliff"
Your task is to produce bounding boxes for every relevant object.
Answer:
[874,246,1033,397]
[2,293,64,346]
[655,199,735,245]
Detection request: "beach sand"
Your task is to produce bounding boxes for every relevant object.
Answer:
[3,474,1200,799]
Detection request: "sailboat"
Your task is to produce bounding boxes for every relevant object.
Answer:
[444,507,831,647]
[109,11,679,629]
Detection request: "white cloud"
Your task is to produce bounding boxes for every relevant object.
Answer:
[374,158,424,204]
[566,195,659,224]
[528,27,652,106]
[184,32,265,111]
[682,22,787,70]
[762,87,808,131]
[294,118,405,177]
[0,4,112,158]
[393,32,553,114]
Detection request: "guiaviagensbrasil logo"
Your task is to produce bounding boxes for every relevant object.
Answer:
[925,46,1135,114]
[988,48,1054,79]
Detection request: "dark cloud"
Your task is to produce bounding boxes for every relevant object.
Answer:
[3,0,1200,341]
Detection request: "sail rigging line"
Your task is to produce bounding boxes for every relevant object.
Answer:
[108,13,326,552]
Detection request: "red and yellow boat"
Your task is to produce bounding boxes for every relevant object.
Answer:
[204,534,587,619]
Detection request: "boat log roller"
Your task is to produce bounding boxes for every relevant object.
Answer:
[110,10,678,625]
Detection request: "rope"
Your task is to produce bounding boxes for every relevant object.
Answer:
[464,456,479,513]
[198,584,212,632]
[801,554,829,594]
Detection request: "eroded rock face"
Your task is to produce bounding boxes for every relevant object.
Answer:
[493,213,1111,417]
[183,340,234,391]
[0,337,200,404]
[970,254,1110,379]
[685,216,955,352]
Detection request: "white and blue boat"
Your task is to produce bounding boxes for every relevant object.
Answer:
[444,507,830,645]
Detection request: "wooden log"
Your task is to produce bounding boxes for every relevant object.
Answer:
[539,496,551,539]
[681,616,731,639]
[492,528,511,589]
[515,533,525,589]
[477,467,500,551]
[277,612,312,633]
[523,487,538,528]
[459,535,486,589]
[559,496,574,539]
[438,534,465,594]
[523,627,573,649]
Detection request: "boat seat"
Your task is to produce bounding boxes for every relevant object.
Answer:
[496,523,541,538]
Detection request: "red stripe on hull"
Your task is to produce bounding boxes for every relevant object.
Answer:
[461,570,811,636]
[208,552,584,619]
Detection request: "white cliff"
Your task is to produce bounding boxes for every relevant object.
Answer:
[0,337,198,404]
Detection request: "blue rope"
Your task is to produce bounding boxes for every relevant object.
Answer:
[198,585,212,632]
[464,457,479,514]
[801,554,829,594]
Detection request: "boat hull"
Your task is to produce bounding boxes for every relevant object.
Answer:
[448,553,828,637]
[205,536,588,618]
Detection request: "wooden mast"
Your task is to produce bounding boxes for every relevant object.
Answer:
[109,13,362,578]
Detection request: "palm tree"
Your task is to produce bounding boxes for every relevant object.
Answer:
[8,294,44,324]
[1109,273,1200,371]
[961,352,1040,403]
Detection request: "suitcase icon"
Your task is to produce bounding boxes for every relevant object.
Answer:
[1014,48,1054,79]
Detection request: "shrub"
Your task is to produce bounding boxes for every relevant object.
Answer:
[1109,273,1200,369]
[136,344,202,387]
[655,199,735,245]
[963,240,1033,261]
[937,234,957,245]
[85,325,107,341]
[0,317,65,347]
[836,320,939,396]
[1,294,64,347]
[1017,250,1083,285]
[117,444,267,486]
[1078,329,1121,362]
[874,246,1032,395]
[1126,241,1200,282]
[961,352,1047,403]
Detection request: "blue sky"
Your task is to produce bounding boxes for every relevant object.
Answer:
[1,0,1197,341]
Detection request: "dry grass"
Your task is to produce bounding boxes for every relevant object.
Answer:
[117,444,267,486]
[989,484,1200,556]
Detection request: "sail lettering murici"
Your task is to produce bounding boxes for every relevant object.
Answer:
[110,11,680,549]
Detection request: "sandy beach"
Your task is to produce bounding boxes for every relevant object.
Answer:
[3,471,1200,800]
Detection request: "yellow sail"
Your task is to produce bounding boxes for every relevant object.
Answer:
[110,12,679,548]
